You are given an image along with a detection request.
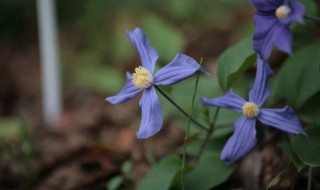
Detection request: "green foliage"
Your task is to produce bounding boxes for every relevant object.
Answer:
[111,19,136,64]
[278,141,305,172]
[136,156,182,190]
[0,117,34,179]
[165,74,242,136]
[106,160,133,190]
[292,127,320,167]
[159,75,217,133]
[74,63,124,94]
[121,160,133,175]
[298,92,320,125]
[0,118,34,159]
[299,0,317,15]
[274,42,320,108]
[107,176,123,190]
[266,165,289,190]
[174,152,237,190]
[164,0,250,26]
[216,37,256,92]
[142,14,185,63]
[0,117,25,141]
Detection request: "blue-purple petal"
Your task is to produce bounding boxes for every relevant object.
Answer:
[200,89,246,112]
[272,26,292,55]
[252,1,304,59]
[258,106,306,135]
[253,14,279,59]
[106,72,142,104]
[280,1,305,24]
[289,1,305,23]
[153,53,206,86]
[249,56,273,106]
[137,86,163,139]
[221,116,257,165]
[126,28,159,73]
[251,0,283,12]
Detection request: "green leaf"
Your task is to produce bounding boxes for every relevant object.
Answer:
[292,127,320,167]
[107,176,123,190]
[0,117,24,141]
[299,0,317,15]
[136,155,181,190]
[274,42,320,108]
[298,92,320,125]
[74,64,124,94]
[266,165,289,190]
[176,152,236,190]
[142,14,185,63]
[211,126,234,139]
[215,108,241,127]
[161,75,219,133]
[278,141,305,172]
[111,19,135,64]
[121,160,132,175]
[216,37,256,92]
[171,76,218,112]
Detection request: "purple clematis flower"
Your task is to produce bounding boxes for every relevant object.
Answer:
[251,0,305,59]
[201,56,306,164]
[106,28,206,139]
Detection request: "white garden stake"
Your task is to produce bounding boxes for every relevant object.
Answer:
[36,0,61,127]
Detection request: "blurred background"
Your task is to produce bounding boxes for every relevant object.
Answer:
[0,0,282,189]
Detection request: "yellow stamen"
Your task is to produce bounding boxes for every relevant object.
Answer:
[242,102,259,117]
[276,5,291,19]
[132,66,153,88]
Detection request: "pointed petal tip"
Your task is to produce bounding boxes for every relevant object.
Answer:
[136,127,162,139]
[303,131,308,137]
[105,96,123,105]
[199,66,211,76]
[258,106,307,135]
[125,27,142,34]
[105,97,114,104]
[220,155,235,165]
[153,53,204,86]
[289,1,305,24]
[105,72,141,104]
[285,49,292,55]
[199,97,209,107]
[136,132,148,140]
[126,71,132,79]
[125,27,158,73]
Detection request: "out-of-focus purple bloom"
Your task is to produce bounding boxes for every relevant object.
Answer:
[251,0,305,59]
[106,28,205,139]
[201,56,306,164]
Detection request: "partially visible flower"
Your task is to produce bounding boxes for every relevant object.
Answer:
[251,0,305,59]
[201,56,306,164]
[106,28,207,139]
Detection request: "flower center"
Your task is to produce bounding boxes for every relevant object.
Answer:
[275,5,291,19]
[132,66,153,88]
[242,102,260,117]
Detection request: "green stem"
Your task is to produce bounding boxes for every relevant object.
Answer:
[180,59,203,190]
[196,107,220,161]
[154,86,208,132]
[304,14,320,21]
